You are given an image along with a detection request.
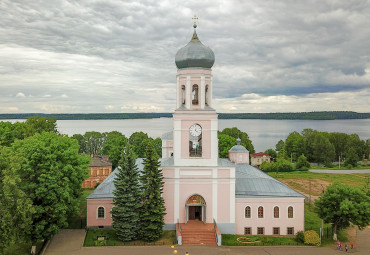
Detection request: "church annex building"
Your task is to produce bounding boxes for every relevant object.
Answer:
[86,23,305,243]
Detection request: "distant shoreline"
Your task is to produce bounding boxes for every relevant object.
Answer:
[0,111,369,120]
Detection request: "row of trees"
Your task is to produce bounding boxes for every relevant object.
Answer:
[71,131,161,169]
[0,117,89,254]
[266,129,369,167]
[112,143,165,242]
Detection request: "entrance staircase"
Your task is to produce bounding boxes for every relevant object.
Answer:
[180,220,217,245]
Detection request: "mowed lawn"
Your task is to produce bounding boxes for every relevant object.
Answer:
[267,171,368,196]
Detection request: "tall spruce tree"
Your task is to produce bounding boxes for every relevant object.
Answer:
[139,142,166,241]
[111,144,141,241]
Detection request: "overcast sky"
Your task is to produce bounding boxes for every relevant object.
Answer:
[1,0,369,114]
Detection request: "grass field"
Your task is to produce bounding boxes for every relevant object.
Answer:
[267,171,368,196]
[84,230,177,246]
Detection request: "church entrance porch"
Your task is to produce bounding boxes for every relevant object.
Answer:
[185,194,206,223]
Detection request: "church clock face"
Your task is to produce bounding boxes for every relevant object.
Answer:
[190,124,202,137]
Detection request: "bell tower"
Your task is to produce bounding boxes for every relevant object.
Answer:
[173,20,218,166]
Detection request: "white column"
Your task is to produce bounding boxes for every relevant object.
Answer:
[176,76,180,108]
[174,167,180,223]
[173,120,181,165]
[212,168,218,221]
[201,75,205,109]
[186,76,191,109]
[211,119,218,165]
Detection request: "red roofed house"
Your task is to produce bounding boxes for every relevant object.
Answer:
[251,152,271,167]
[82,155,112,188]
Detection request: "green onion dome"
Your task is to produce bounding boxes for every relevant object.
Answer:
[175,24,215,69]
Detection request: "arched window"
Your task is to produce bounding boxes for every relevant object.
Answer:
[181,85,186,105]
[97,207,105,219]
[288,206,293,218]
[192,85,199,104]
[274,206,279,218]
[205,85,209,105]
[258,206,264,218]
[245,206,251,218]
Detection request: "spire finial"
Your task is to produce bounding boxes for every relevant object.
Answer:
[236,138,241,145]
[192,15,198,29]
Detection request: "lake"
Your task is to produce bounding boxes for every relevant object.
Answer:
[4,118,370,152]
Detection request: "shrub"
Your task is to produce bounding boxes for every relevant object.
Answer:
[295,155,310,170]
[295,231,305,243]
[275,158,294,171]
[304,230,320,246]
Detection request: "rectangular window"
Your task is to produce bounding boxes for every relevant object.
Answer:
[287,227,294,235]
[244,227,252,235]
[273,227,280,235]
[257,227,264,235]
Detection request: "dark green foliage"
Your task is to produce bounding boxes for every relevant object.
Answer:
[139,142,166,242]
[11,132,90,242]
[218,133,236,158]
[101,131,128,169]
[284,131,306,161]
[275,140,285,152]
[264,148,277,158]
[344,147,359,167]
[221,127,255,153]
[0,116,57,147]
[129,132,149,157]
[295,231,305,243]
[111,144,141,241]
[295,155,311,170]
[84,131,106,155]
[315,183,370,240]
[260,158,294,172]
[0,147,34,252]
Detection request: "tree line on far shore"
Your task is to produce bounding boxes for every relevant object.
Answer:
[1,111,369,120]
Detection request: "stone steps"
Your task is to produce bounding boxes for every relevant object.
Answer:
[180,221,217,245]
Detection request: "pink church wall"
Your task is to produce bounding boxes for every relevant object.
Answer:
[235,197,304,235]
[163,177,175,223]
[87,199,114,227]
[217,179,231,222]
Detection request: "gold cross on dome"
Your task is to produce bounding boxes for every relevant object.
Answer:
[192,15,198,26]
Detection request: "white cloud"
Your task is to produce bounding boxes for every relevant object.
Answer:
[16,92,25,98]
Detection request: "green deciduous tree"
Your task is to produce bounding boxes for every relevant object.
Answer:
[344,147,359,167]
[311,133,335,166]
[0,147,34,253]
[315,183,370,240]
[295,155,311,170]
[84,131,106,155]
[129,132,149,157]
[139,142,166,241]
[264,148,277,159]
[11,132,90,249]
[101,131,128,169]
[221,127,255,153]
[218,133,236,158]
[111,144,141,241]
[284,131,306,161]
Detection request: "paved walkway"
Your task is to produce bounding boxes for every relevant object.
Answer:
[43,229,85,255]
[44,227,370,255]
[309,169,370,174]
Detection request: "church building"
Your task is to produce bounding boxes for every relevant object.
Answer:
[86,23,305,242]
